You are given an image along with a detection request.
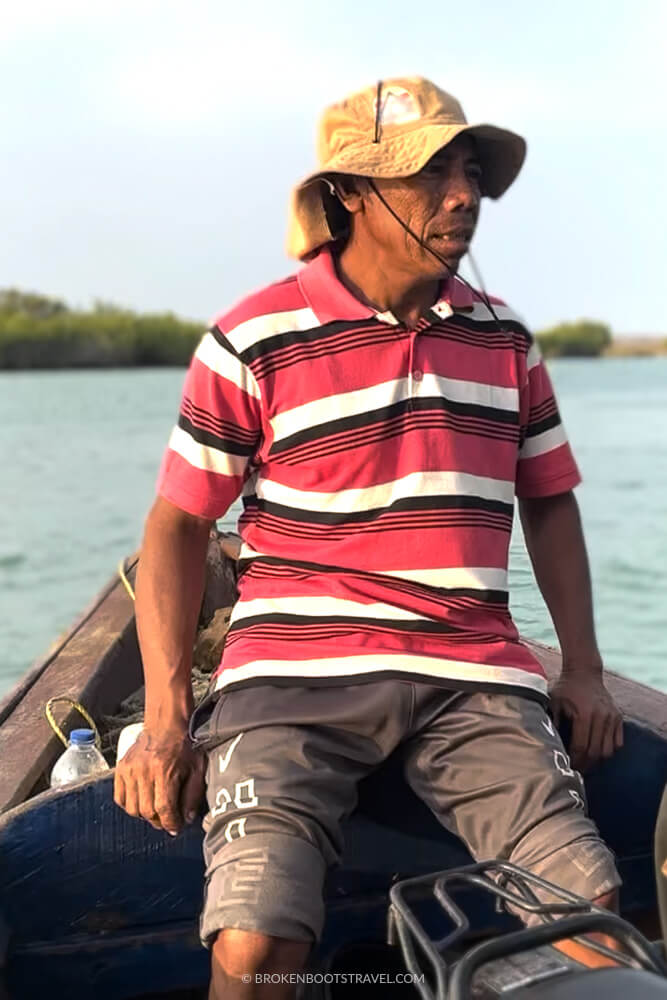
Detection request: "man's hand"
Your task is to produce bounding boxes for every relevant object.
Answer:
[114,726,205,836]
[115,498,212,836]
[549,672,623,772]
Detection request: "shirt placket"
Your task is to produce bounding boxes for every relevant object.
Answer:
[407,317,430,409]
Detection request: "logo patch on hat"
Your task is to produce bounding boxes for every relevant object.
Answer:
[374,86,421,127]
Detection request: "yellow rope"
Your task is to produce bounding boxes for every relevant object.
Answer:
[44,559,136,750]
[118,557,136,602]
[46,696,102,749]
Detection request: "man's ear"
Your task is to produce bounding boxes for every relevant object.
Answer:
[328,175,365,214]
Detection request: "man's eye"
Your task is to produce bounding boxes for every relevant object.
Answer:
[466,164,483,182]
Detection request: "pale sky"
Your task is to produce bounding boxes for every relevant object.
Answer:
[2,0,666,335]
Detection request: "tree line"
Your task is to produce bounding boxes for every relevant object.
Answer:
[535,320,612,358]
[0,290,202,368]
[0,289,661,368]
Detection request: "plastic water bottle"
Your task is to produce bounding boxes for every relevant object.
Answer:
[50,728,110,788]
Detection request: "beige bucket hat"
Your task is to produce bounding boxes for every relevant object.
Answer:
[286,75,526,260]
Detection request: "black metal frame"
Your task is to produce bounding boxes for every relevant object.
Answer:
[388,860,667,1000]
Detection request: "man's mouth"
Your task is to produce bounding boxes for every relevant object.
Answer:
[431,229,474,244]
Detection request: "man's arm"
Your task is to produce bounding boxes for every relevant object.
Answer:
[114,495,213,834]
[519,489,623,770]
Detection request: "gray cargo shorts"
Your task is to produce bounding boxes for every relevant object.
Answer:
[190,680,620,946]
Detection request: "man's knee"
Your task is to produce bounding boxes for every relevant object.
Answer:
[593,888,618,912]
[211,927,311,980]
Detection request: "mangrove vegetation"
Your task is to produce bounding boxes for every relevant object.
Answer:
[1,289,665,369]
[535,320,612,358]
[0,290,202,369]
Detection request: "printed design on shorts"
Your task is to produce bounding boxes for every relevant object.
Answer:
[567,839,612,881]
[552,748,584,786]
[213,733,260,842]
[541,716,556,738]
[568,789,585,811]
[538,713,585,791]
[213,782,260,844]
[552,749,575,778]
[218,732,244,773]
[225,817,247,842]
[212,778,260,819]
[221,846,269,906]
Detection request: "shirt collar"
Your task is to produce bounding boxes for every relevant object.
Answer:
[298,247,375,324]
[298,246,476,326]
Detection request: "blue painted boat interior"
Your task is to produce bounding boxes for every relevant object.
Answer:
[0,718,665,998]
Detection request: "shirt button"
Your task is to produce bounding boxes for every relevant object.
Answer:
[412,369,423,382]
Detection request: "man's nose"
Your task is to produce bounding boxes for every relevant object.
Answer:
[443,173,479,213]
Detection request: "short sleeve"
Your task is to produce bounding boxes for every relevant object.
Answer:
[156,326,263,519]
[515,340,581,498]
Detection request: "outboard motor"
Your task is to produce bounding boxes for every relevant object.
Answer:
[388,860,667,999]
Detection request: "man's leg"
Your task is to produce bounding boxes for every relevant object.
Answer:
[194,682,411,1000]
[655,785,667,940]
[210,929,310,999]
[551,889,620,968]
[403,687,622,966]
[200,722,341,1000]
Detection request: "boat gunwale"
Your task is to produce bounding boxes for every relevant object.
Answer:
[0,555,139,727]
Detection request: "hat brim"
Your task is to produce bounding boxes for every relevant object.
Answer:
[286,122,526,260]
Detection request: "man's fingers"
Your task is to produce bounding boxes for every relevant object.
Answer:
[601,713,617,759]
[113,768,126,810]
[614,715,624,750]
[112,737,198,836]
[154,769,184,835]
[181,756,206,824]
[137,772,159,828]
[569,713,590,770]
[123,778,140,819]
[586,710,607,764]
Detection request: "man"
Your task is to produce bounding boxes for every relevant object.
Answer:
[657,787,667,937]
[115,77,624,998]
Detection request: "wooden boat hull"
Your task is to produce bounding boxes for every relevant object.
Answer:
[0,556,142,815]
[1,559,666,997]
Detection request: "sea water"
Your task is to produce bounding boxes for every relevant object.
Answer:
[1,358,666,697]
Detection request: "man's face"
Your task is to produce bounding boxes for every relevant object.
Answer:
[364,134,482,277]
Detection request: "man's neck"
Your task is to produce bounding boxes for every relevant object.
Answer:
[335,241,443,329]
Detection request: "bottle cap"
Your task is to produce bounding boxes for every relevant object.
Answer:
[70,728,96,745]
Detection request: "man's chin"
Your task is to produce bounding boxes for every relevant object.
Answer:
[419,245,464,276]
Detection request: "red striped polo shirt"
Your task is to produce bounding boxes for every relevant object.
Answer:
[157,248,581,701]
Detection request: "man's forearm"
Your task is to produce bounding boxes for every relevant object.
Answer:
[135,497,213,733]
[519,490,601,672]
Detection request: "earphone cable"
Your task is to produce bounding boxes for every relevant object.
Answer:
[366,179,504,331]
